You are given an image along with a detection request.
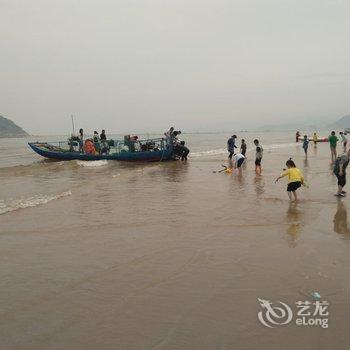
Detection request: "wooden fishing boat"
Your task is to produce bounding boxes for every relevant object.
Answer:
[28,137,174,162]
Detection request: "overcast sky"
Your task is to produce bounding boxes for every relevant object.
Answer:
[1,0,350,135]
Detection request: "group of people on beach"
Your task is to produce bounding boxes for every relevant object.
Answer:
[298,130,348,161]
[226,130,350,202]
[299,130,350,197]
[226,135,263,175]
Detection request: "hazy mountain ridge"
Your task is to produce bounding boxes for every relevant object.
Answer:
[328,115,350,129]
[0,116,29,138]
[256,114,350,132]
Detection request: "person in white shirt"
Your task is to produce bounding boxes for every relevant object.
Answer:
[164,127,175,148]
[164,127,174,139]
[232,153,246,174]
[340,132,348,152]
[254,139,263,174]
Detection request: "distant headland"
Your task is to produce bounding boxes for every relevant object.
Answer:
[0,116,29,138]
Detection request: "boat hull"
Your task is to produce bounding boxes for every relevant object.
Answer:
[28,143,174,162]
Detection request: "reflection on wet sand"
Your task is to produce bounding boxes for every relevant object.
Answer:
[235,172,245,187]
[254,174,265,196]
[150,161,190,185]
[285,203,302,247]
[333,200,350,238]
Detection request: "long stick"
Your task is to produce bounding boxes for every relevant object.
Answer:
[71,115,75,135]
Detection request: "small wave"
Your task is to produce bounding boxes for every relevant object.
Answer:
[0,191,72,215]
[190,148,227,157]
[190,143,300,158]
[76,160,108,167]
[264,142,300,151]
[0,160,65,176]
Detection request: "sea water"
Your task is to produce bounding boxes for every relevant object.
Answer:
[0,131,349,349]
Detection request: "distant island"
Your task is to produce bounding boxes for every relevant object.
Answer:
[255,114,350,132]
[0,115,28,138]
[328,115,350,130]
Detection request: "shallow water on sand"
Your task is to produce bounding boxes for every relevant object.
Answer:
[0,132,350,349]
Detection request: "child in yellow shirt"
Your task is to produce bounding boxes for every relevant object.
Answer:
[275,159,304,202]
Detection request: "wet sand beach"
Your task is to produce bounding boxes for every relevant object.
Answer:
[0,133,350,349]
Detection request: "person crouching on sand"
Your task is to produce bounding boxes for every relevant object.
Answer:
[275,159,304,202]
[232,153,246,175]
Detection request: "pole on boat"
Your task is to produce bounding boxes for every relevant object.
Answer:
[71,115,75,135]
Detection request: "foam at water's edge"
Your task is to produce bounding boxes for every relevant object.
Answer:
[0,191,72,215]
[190,143,300,157]
[76,160,108,167]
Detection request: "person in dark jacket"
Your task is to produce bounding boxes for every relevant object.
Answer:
[100,130,107,141]
[227,135,237,159]
[100,130,110,154]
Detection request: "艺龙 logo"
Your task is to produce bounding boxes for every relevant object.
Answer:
[257,298,329,329]
[257,298,293,328]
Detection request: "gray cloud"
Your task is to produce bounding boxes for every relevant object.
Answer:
[1,0,350,134]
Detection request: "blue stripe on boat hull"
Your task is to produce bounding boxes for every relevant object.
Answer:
[28,143,173,162]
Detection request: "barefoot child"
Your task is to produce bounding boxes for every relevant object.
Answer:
[302,135,309,157]
[275,159,304,202]
[240,139,247,156]
[254,139,263,174]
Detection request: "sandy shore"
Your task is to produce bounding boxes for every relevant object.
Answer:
[0,141,350,349]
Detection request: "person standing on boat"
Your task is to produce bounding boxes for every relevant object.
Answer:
[100,130,109,154]
[227,135,237,159]
[93,131,101,154]
[164,127,175,148]
[100,130,107,142]
[165,127,174,138]
[78,128,84,153]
